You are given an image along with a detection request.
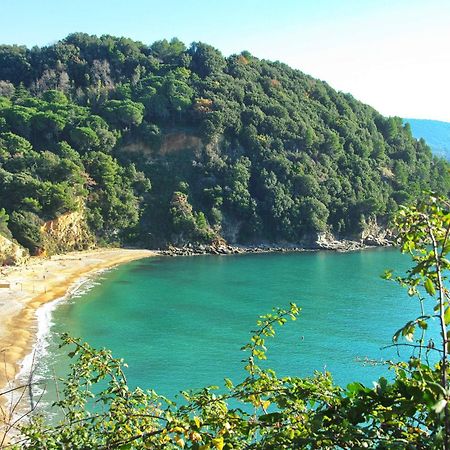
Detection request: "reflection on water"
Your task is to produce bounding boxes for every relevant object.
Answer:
[36,249,435,402]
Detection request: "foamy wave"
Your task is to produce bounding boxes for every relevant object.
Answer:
[10,268,112,417]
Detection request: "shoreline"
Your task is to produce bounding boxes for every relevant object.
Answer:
[0,248,156,425]
[159,240,394,257]
[0,242,392,432]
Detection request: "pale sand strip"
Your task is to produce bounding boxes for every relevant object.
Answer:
[0,248,156,417]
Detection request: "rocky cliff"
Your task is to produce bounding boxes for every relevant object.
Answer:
[0,235,28,265]
[40,210,95,257]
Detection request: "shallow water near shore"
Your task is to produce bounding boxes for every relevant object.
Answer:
[35,248,436,402]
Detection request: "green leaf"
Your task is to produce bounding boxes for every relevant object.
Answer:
[424,278,436,296]
[445,308,450,326]
[346,382,365,394]
[212,436,224,450]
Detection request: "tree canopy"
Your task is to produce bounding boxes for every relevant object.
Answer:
[0,34,448,252]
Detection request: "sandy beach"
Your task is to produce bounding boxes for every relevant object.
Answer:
[0,248,155,424]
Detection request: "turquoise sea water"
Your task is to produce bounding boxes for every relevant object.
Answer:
[38,248,432,400]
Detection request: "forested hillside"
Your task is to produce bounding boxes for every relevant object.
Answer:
[0,33,448,255]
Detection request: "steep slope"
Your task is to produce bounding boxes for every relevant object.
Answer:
[0,234,28,265]
[0,34,449,253]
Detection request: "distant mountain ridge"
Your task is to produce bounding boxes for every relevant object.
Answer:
[405,119,450,160]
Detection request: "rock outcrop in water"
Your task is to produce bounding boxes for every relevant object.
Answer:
[160,229,393,256]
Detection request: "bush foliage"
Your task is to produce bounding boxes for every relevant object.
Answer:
[0,35,448,251]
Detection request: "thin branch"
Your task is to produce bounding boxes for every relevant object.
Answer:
[382,343,443,354]
[424,211,450,449]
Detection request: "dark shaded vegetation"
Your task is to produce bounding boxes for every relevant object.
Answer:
[0,34,448,252]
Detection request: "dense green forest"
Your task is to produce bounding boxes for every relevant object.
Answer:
[0,33,448,254]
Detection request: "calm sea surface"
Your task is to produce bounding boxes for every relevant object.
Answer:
[38,248,433,399]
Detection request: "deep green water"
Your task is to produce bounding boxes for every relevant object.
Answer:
[38,248,430,399]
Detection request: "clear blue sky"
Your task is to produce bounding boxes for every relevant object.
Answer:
[2,0,449,121]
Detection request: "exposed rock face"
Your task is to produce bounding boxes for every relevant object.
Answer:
[360,217,394,246]
[161,217,395,256]
[40,210,95,256]
[314,232,365,251]
[159,132,202,155]
[159,230,394,257]
[0,235,28,265]
[121,131,203,157]
[312,219,393,251]
[219,215,242,244]
[311,218,393,251]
